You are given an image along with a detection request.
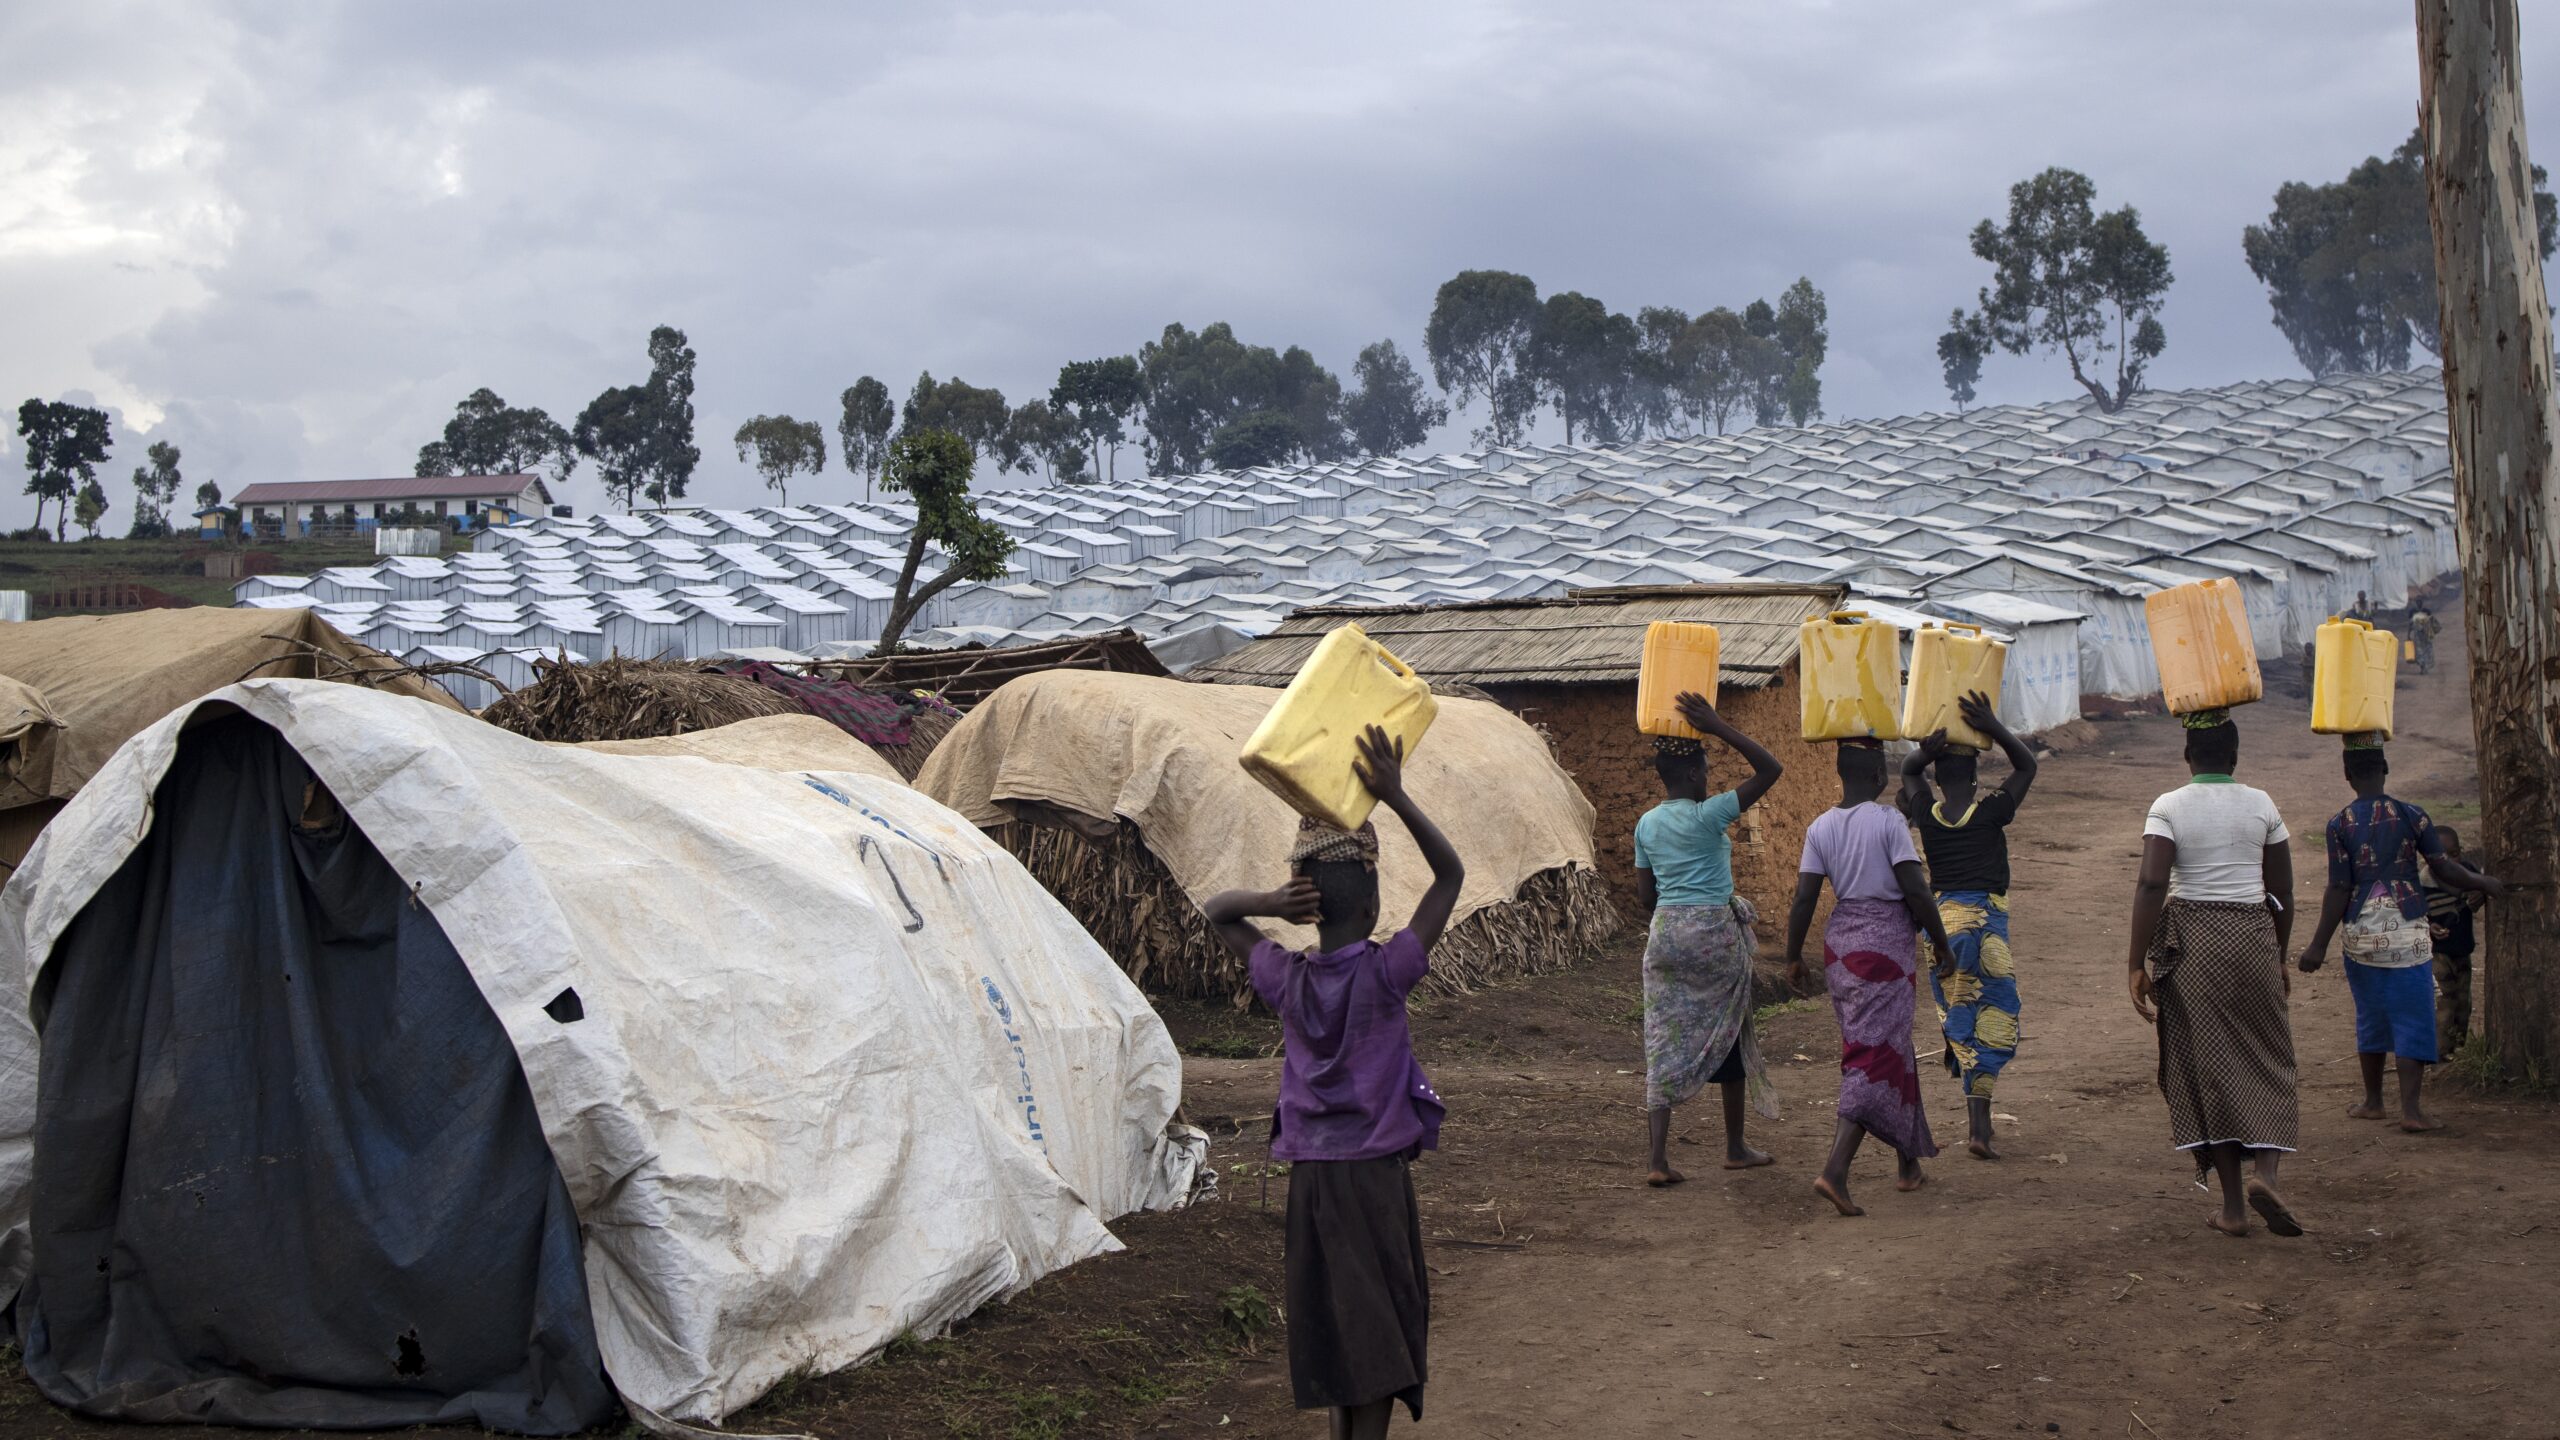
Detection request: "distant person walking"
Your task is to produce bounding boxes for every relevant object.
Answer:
[2408,602,2442,674]
[1898,691,2038,1160]
[1632,693,1786,1186]
[2295,743,2502,1133]
[2425,827,2490,1053]
[2347,590,2375,624]
[1204,727,1463,1439]
[2125,713,2302,1238]
[1787,740,1955,1217]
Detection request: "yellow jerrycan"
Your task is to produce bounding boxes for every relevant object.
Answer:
[1636,621,1722,738]
[1239,622,1439,831]
[1901,622,2008,748]
[1798,610,1903,742]
[2312,616,2400,737]
[2144,577,2263,715]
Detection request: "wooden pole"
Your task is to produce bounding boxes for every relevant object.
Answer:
[2418,0,2560,1074]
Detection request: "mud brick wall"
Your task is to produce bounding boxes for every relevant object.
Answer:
[1479,670,1838,942]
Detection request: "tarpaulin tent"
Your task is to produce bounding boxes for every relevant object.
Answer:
[0,681,1199,1428]
[566,712,906,784]
[0,609,461,866]
[916,670,1616,1002]
[0,680,63,812]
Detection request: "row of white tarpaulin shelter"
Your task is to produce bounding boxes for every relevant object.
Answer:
[239,369,2461,726]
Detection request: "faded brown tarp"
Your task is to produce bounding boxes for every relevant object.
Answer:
[0,679,63,812]
[0,609,463,810]
[915,670,1602,954]
[566,714,905,784]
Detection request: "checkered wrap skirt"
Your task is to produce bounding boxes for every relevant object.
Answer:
[2145,898,2299,1156]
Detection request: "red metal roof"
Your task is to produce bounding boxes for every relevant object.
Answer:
[231,474,546,505]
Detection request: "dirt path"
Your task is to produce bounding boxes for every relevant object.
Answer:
[1174,624,2560,1438]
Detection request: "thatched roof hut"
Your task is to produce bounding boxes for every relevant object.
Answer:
[917,670,1617,1005]
[0,608,461,866]
[479,657,961,780]
[479,656,800,742]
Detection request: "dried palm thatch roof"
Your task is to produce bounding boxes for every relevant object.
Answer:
[479,655,800,742]
[1186,583,1849,691]
[866,705,959,781]
[814,629,1169,710]
[1002,821,1616,1005]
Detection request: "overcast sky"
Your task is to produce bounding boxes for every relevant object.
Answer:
[3,1,2549,516]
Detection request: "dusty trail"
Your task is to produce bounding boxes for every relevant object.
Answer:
[1182,623,2560,1438]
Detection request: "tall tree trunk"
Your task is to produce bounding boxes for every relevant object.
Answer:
[2418,0,2560,1074]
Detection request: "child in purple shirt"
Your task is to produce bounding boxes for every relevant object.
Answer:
[1206,725,1464,1440]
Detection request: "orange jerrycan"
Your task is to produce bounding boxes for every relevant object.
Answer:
[2312,616,2399,737]
[1636,621,1721,738]
[2144,578,2262,715]
[1901,622,2008,748]
[1239,622,1439,831]
[1798,610,1903,742]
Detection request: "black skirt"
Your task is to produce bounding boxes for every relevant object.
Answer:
[1284,1150,1428,1419]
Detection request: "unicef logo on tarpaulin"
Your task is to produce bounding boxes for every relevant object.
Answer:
[979,976,1044,1149]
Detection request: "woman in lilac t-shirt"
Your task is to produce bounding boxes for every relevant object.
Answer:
[1784,740,1957,1218]
[1206,726,1464,1440]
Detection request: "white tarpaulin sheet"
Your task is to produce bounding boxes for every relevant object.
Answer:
[0,680,1199,1424]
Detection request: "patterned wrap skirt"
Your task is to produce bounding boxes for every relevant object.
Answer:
[1926,891,2021,1100]
[2145,897,2299,1154]
[1643,900,1779,1116]
[1822,896,1938,1159]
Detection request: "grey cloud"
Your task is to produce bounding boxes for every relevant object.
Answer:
[3,1,2549,515]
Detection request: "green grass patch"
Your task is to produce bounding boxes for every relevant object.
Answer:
[1217,1284,1274,1352]
[1183,1032,1274,1060]
[2444,1034,2559,1097]
[1753,997,1818,1026]
[1003,1385,1093,1440]
[2415,794,2483,831]
[0,535,456,616]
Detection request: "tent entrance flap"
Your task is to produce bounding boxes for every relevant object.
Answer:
[17,714,613,1433]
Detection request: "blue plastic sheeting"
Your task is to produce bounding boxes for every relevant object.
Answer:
[16,714,613,1433]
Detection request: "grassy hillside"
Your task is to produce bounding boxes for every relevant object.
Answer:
[0,536,440,616]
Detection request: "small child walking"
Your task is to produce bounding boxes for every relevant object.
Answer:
[1206,725,1464,1440]
[2424,826,2489,1054]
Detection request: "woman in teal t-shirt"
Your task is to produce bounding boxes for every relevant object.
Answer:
[1633,693,1785,1186]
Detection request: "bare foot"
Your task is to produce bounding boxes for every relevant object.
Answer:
[1812,1174,1863,1217]
[2346,1101,2388,1120]
[1967,1137,2001,1161]
[1646,1167,1686,1188]
[2206,1212,2251,1237]
[2399,1114,2446,1133]
[1723,1148,1775,1170]
[1895,1156,1927,1192]
[2246,1179,2303,1237]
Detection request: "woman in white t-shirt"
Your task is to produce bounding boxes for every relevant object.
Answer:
[2124,713,2302,1239]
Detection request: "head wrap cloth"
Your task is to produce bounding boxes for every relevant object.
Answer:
[1289,815,1381,870]
[2179,707,2234,731]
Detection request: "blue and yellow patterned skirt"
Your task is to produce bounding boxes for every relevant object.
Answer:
[1927,891,2021,1100]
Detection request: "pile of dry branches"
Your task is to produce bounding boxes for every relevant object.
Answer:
[1002,818,1619,1007]
[479,655,799,742]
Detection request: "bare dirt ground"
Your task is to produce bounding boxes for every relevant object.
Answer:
[1,613,2551,1439]
[1154,614,2560,1440]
